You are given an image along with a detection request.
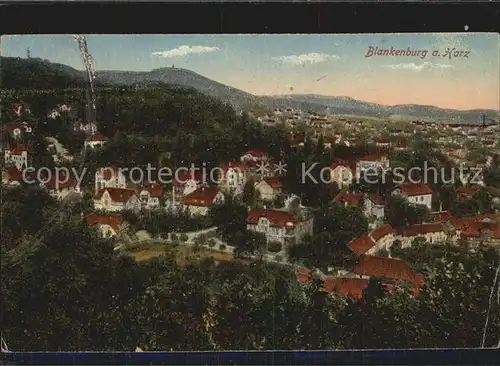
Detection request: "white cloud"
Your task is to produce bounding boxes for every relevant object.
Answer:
[273,53,339,65]
[384,62,454,72]
[152,45,219,58]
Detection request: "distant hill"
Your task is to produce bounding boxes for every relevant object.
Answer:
[2,57,498,124]
[0,57,87,89]
[97,67,268,114]
[268,94,499,124]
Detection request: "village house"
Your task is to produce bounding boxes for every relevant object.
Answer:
[375,139,390,148]
[135,183,165,210]
[394,222,451,247]
[95,167,128,194]
[1,166,26,186]
[329,160,354,189]
[392,183,433,210]
[172,170,204,206]
[84,132,108,149]
[240,149,268,163]
[219,162,247,194]
[74,120,98,135]
[246,208,314,247]
[356,153,390,177]
[367,224,395,254]
[347,234,376,256]
[351,255,424,294]
[4,144,34,170]
[254,177,282,201]
[86,213,126,238]
[334,191,385,221]
[456,187,480,200]
[182,186,224,216]
[452,216,500,249]
[93,187,141,212]
[40,175,80,200]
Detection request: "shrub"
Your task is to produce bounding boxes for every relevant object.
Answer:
[267,241,282,253]
[275,255,283,262]
[219,244,226,251]
[170,233,178,241]
[180,233,189,242]
[207,238,216,248]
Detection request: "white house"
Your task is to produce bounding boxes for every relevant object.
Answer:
[219,162,246,194]
[240,150,268,163]
[394,223,449,247]
[75,120,98,135]
[86,213,125,238]
[329,160,354,189]
[4,144,34,170]
[392,183,433,210]
[246,208,314,247]
[41,175,80,200]
[367,224,395,254]
[136,184,165,210]
[95,167,128,194]
[172,170,203,206]
[356,153,390,178]
[254,177,282,201]
[84,132,108,149]
[93,187,141,212]
[182,186,224,216]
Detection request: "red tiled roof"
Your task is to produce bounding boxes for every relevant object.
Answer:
[7,143,34,155]
[431,211,453,222]
[360,154,387,161]
[183,187,221,207]
[86,213,124,232]
[330,159,355,172]
[244,150,265,158]
[398,183,433,196]
[352,255,424,286]
[2,166,25,182]
[348,234,375,256]
[262,177,282,189]
[323,277,370,299]
[456,187,480,198]
[334,191,362,206]
[137,183,164,198]
[94,187,138,203]
[370,224,394,242]
[85,131,108,142]
[247,208,297,228]
[395,223,445,237]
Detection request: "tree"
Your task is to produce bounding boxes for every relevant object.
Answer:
[208,196,248,242]
[241,178,259,207]
[385,196,430,227]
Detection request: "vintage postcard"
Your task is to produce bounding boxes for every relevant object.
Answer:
[0,33,499,353]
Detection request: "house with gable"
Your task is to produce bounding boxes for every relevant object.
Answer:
[329,159,355,189]
[219,162,247,194]
[136,183,165,210]
[246,207,313,247]
[84,132,108,149]
[367,224,395,254]
[392,183,433,210]
[86,213,126,238]
[172,170,204,206]
[95,167,128,194]
[93,187,141,212]
[182,186,224,216]
[254,177,282,201]
[4,143,34,170]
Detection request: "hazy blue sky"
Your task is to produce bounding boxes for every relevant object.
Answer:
[2,33,498,110]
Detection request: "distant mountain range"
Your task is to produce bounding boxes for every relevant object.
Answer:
[2,56,499,123]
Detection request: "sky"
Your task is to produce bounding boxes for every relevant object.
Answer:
[1,33,499,110]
